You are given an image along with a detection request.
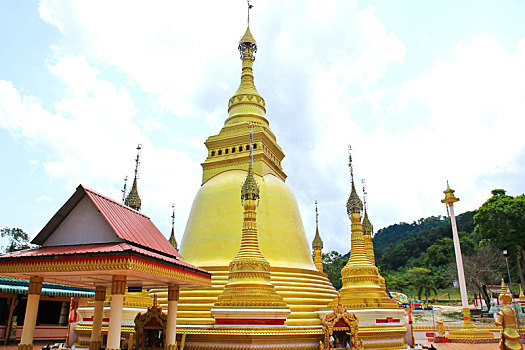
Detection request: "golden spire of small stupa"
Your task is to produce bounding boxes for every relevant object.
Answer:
[333,146,397,309]
[312,200,324,273]
[214,121,287,309]
[361,179,375,265]
[125,144,142,211]
[169,204,178,250]
[226,1,267,126]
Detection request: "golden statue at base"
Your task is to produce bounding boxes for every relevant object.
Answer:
[436,310,446,338]
[495,280,523,350]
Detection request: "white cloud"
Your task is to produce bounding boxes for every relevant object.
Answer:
[36,195,53,203]
[0,54,201,241]
[2,2,524,254]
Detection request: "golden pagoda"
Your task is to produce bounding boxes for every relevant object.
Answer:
[320,148,406,349]
[149,8,337,349]
[211,133,290,324]
[312,201,324,273]
[154,21,337,325]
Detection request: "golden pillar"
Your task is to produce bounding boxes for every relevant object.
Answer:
[18,276,43,350]
[166,284,180,350]
[90,286,106,350]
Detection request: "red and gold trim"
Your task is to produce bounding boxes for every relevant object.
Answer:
[0,255,211,288]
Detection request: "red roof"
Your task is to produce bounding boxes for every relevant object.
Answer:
[32,185,182,259]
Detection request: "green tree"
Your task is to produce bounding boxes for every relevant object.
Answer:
[322,251,348,290]
[0,227,32,253]
[474,189,525,290]
[408,267,438,302]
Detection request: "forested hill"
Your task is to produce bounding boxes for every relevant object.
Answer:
[372,210,477,271]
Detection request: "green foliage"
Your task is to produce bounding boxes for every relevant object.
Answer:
[408,267,438,302]
[474,190,525,256]
[0,227,32,252]
[322,251,348,290]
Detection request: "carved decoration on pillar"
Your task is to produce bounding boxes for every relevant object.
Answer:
[111,275,127,295]
[27,276,43,295]
[168,285,180,301]
[95,286,106,301]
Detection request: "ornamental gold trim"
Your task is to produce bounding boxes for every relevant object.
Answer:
[0,257,211,288]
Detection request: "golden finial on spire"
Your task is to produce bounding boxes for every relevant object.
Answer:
[346,146,363,216]
[312,200,323,250]
[241,121,260,202]
[441,180,460,207]
[226,2,266,125]
[125,144,142,211]
[169,203,178,250]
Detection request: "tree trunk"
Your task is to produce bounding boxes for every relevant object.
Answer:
[478,284,490,312]
[517,252,525,292]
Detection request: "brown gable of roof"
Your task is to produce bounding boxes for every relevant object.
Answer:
[32,185,182,259]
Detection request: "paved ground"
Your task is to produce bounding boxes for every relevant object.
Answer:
[0,341,50,349]
[418,339,499,349]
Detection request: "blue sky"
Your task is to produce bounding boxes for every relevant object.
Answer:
[1,1,524,253]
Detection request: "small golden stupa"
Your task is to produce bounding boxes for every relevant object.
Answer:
[211,133,290,324]
[320,148,406,349]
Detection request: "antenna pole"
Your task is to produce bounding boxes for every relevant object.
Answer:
[171,204,176,228]
[121,176,128,203]
[362,179,367,211]
[135,144,142,180]
[348,145,354,182]
[315,200,319,227]
[247,0,253,27]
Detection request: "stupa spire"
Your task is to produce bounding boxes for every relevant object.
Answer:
[169,204,178,250]
[213,121,288,315]
[333,147,397,309]
[312,200,324,273]
[361,179,375,265]
[225,1,267,127]
[124,144,142,211]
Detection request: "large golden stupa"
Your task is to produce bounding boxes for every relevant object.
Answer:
[152,25,338,329]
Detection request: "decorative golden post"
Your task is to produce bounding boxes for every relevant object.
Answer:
[90,286,106,350]
[312,200,324,273]
[18,276,43,350]
[441,182,494,342]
